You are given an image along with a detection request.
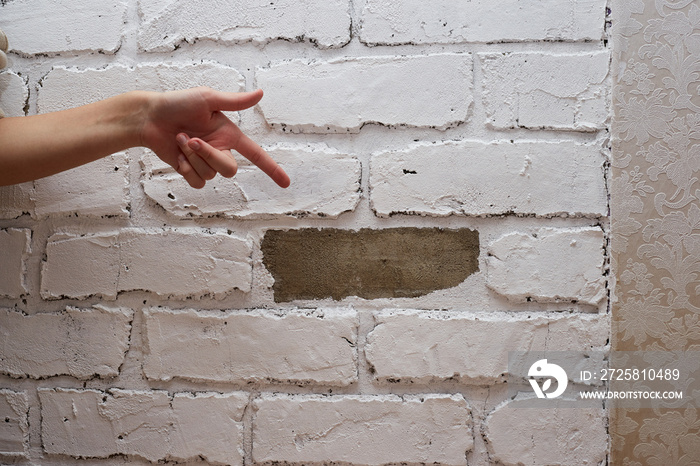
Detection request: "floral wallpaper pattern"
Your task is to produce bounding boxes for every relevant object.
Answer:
[612,0,700,463]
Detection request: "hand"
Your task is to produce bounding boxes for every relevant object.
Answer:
[140,87,290,189]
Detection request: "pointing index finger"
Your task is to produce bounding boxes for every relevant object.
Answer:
[234,131,290,188]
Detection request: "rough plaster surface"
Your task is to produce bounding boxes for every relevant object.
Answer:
[0,390,28,457]
[138,0,351,51]
[481,51,610,131]
[41,230,252,300]
[365,310,610,384]
[142,308,358,385]
[32,152,130,218]
[262,228,480,301]
[39,388,247,464]
[0,183,32,220]
[256,54,473,132]
[485,398,607,465]
[0,72,27,118]
[0,307,132,379]
[360,0,606,45]
[143,145,361,218]
[485,227,607,305]
[370,140,608,217]
[0,0,127,54]
[253,394,473,465]
[0,228,29,298]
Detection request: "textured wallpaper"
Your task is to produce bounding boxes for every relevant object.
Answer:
[611,0,700,463]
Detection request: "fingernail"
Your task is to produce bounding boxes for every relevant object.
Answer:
[176,134,187,145]
[189,139,201,150]
[178,154,187,165]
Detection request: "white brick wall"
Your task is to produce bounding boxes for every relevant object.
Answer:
[0,228,30,298]
[39,388,248,463]
[0,0,610,463]
[0,307,132,379]
[365,310,610,384]
[142,308,358,385]
[256,54,473,132]
[370,140,608,217]
[481,51,610,131]
[253,394,473,465]
[0,390,28,458]
[41,229,252,300]
[359,0,607,45]
[138,0,352,51]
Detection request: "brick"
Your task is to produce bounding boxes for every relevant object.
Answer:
[485,227,606,305]
[360,0,606,45]
[0,0,126,55]
[0,307,131,379]
[0,183,33,219]
[143,308,358,385]
[0,390,28,457]
[39,389,247,464]
[370,141,607,218]
[253,394,472,465]
[143,145,361,218]
[365,310,610,384]
[481,51,610,131]
[0,228,30,298]
[0,71,28,117]
[138,0,351,51]
[118,229,252,297]
[485,399,606,465]
[38,63,244,112]
[32,152,129,218]
[256,54,472,133]
[41,232,120,300]
[41,229,252,300]
[262,228,479,302]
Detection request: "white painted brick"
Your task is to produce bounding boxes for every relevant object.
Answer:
[143,308,358,385]
[360,0,606,45]
[0,390,28,457]
[485,399,607,465]
[0,183,33,219]
[485,227,606,305]
[253,394,472,465]
[39,389,247,464]
[0,71,28,117]
[143,145,361,218]
[138,0,351,51]
[41,232,121,300]
[38,63,244,112]
[0,228,30,298]
[0,0,126,55]
[256,54,472,133]
[365,310,610,384]
[32,152,129,218]
[118,229,252,297]
[370,140,607,217]
[41,229,252,300]
[0,307,131,379]
[481,52,610,131]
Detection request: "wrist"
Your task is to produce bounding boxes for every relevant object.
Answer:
[120,90,155,149]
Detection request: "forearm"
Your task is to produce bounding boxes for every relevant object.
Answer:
[0,91,150,186]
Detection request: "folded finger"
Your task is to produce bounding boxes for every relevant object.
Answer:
[187,138,238,178]
[176,133,217,181]
[176,154,206,189]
